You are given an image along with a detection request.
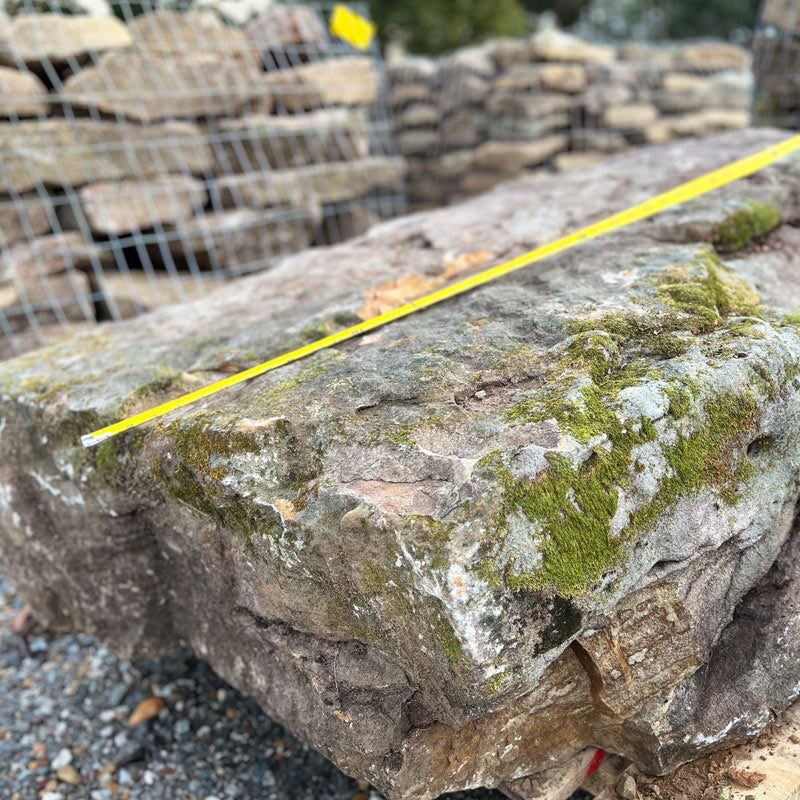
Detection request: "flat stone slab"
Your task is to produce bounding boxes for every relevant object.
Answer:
[166,207,318,271]
[74,176,207,236]
[0,66,48,118]
[264,57,379,111]
[1,130,800,800]
[212,108,370,173]
[64,51,268,122]
[213,155,406,208]
[0,14,132,66]
[0,119,213,193]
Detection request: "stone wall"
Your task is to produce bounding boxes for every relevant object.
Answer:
[387,28,753,209]
[0,4,406,356]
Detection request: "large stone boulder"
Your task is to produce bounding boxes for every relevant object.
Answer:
[1,130,800,799]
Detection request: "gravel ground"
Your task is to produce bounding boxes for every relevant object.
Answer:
[0,565,591,800]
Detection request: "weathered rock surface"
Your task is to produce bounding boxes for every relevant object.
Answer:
[245,5,328,50]
[1,131,800,800]
[125,10,260,66]
[0,66,48,118]
[64,51,267,122]
[0,119,213,193]
[73,176,206,236]
[0,195,51,247]
[0,13,132,66]
[265,57,379,111]
[212,109,370,173]
[213,155,406,208]
[166,207,318,271]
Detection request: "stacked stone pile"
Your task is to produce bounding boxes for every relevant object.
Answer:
[0,4,406,356]
[388,28,753,208]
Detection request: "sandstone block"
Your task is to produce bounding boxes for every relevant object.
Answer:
[678,41,751,72]
[494,63,587,93]
[437,43,496,78]
[530,28,616,64]
[64,51,268,122]
[126,10,260,65]
[441,109,488,149]
[385,56,436,83]
[394,103,441,129]
[213,109,370,173]
[602,102,659,129]
[266,57,379,111]
[472,135,567,171]
[486,90,573,118]
[0,231,105,279]
[579,82,634,115]
[570,128,630,153]
[436,149,475,179]
[0,66,48,117]
[488,37,533,70]
[0,195,50,247]
[0,14,131,66]
[94,270,224,319]
[488,114,569,142]
[0,119,213,193]
[387,83,429,108]
[213,156,406,208]
[553,151,607,172]
[245,5,328,49]
[167,208,317,271]
[73,176,206,236]
[763,0,800,33]
[0,270,91,330]
[396,129,439,157]
[436,73,490,113]
[654,70,753,113]
[645,109,751,143]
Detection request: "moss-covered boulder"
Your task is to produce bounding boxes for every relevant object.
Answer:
[2,130,800,798]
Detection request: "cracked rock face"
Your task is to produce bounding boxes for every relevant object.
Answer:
[2,129,800,798]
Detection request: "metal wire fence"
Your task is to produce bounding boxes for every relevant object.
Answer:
[0,0,406,357]
[754,0,800,129]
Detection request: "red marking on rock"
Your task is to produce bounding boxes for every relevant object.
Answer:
[585,748,606,777]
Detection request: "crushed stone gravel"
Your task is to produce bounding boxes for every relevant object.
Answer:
[0,564,590,800]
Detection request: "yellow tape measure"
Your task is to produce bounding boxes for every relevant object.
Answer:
[81,134,800,448]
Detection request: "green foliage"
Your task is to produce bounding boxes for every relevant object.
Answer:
[575,0,759,42]
[368,0,528,54]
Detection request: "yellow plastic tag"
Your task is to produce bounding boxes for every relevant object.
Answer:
[329,3,376,51]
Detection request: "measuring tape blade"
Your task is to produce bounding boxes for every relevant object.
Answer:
[81,134,800,448]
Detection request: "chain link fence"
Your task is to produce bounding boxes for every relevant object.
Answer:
[754,0,800,129]
[0,0,406,357]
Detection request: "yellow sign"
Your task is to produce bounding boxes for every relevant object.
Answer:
[329,3,376,51]
[81,134,800,448]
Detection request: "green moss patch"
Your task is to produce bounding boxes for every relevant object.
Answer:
[711,200,782,252]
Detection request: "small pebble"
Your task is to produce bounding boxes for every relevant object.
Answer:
[50,748,72,770]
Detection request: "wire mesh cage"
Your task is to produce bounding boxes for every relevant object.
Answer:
[753,0,800,128]
[0,0,406,358]
[386,26,755,210]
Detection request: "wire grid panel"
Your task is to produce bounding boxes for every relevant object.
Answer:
[754,0,800,129]
[387,27,755,210]
[0,0,406,358]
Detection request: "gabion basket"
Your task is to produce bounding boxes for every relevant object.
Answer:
[0,0,406,357]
